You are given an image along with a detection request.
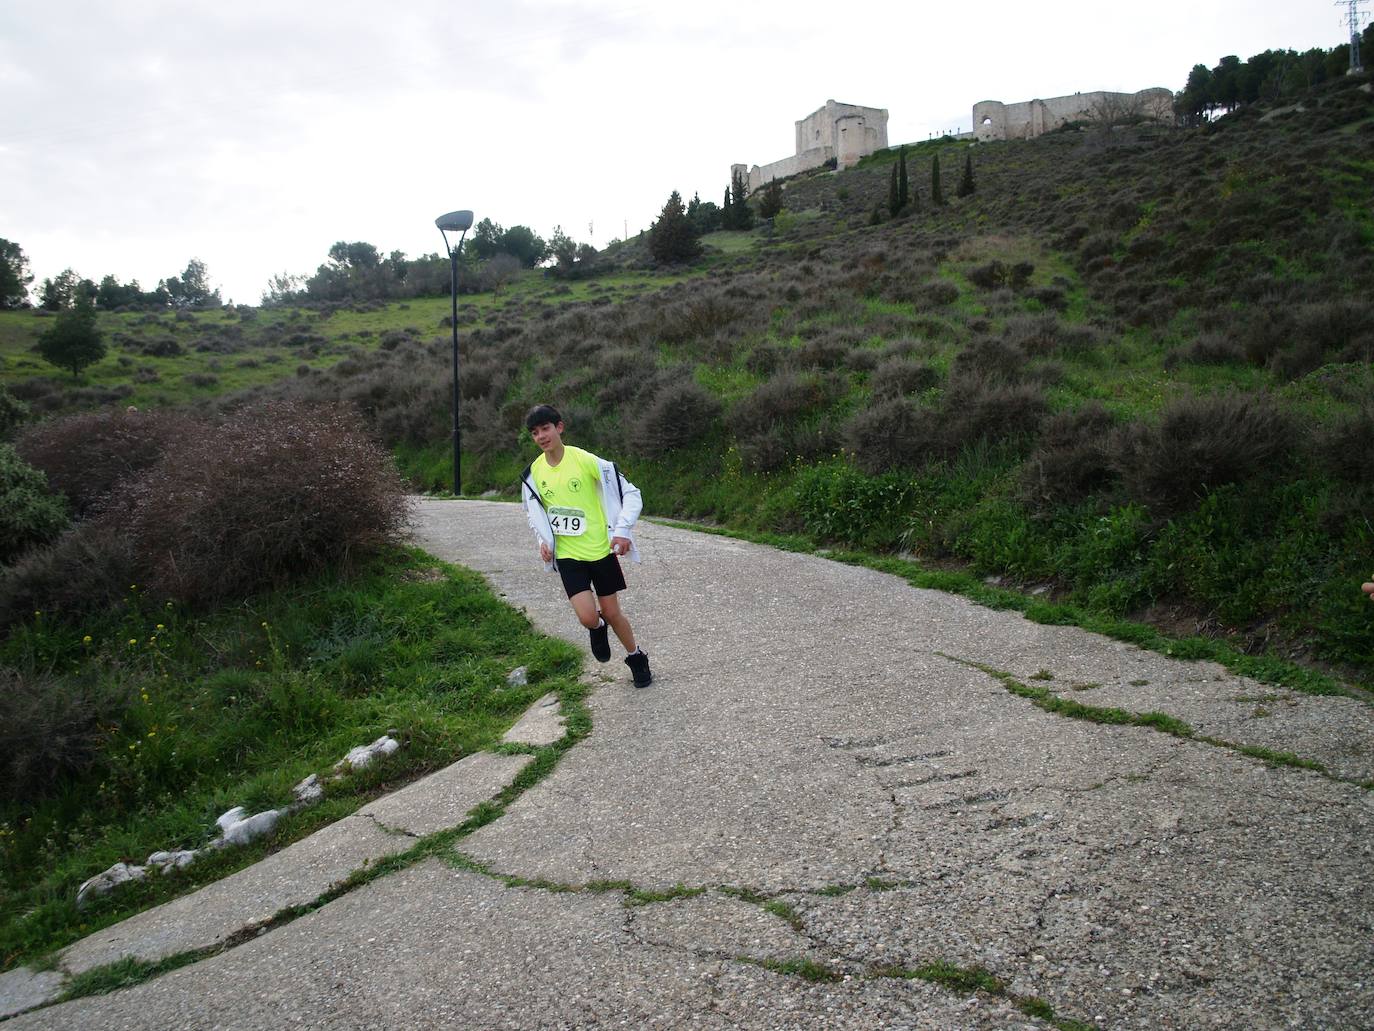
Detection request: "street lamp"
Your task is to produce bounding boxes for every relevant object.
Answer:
[436,209,474,495]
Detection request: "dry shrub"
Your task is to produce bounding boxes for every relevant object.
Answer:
[951,337,1028,383]
[940,375,1047,453]
[627,379,722,459]
[0,520,136,626]
[109,401,409,606]
[342,361,449,447]
[870,357,941,399]
[0,667,131,804]
[921,280,960,307]
[730,372,846,472]
[844,398,941,474]
[1316,404,1374,484]
[1110,391,1295,513]
[1003,314,1062,357]
[1020,402,1119,507]
[16,409,198,518]
[1163,333,1245,370]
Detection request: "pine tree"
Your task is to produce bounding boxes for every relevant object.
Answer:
[729,169,754,230]
[931,154,944,206]
[898,146,909,211]
[758,179,783,220]
[37,297,105,378]
[649,191,701,264]
[957,152,976,198]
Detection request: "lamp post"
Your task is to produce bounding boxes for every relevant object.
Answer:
[436,209,474,495]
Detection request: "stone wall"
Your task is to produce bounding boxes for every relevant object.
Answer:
[972,88,1173,142]
[735,99,888,194]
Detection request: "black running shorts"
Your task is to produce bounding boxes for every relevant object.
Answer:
[556,553,627,599]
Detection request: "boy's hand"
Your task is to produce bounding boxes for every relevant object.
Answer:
[611,536,630,556]
[539,541,553,563]
[1363,580,1374,602]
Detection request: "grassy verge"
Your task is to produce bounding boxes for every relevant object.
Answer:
[0,547,582,970]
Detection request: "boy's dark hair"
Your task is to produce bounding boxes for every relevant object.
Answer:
[524,404,562,430]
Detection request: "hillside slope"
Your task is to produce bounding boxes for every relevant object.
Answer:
[5,71,1374,678]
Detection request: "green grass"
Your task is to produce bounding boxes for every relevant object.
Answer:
[0,547,582,970]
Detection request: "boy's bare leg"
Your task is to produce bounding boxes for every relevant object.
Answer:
[597,591,638,652]
[569,590,601,629]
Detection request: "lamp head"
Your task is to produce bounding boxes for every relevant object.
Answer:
[435,210,474,232]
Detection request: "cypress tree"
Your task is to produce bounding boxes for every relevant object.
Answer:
[957,152,976,197]
[931,154,944,206]
[722,185,734,229]
[888,162,900,217]
[730,169,754,230]
[898,146,909,211]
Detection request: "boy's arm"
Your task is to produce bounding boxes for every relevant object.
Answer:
[610,463,643,533]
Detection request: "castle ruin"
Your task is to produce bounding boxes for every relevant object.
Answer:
[973,88,1173,142]
[733,100,888,195]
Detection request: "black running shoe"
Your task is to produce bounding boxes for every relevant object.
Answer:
[589,619,611,662]
[624,650,652,688]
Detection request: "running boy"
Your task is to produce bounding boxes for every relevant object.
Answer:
[519,404,652,687]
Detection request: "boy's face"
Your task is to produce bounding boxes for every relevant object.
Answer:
[529,420,564,453]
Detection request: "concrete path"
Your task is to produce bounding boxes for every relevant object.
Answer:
[7,499,1372,1029]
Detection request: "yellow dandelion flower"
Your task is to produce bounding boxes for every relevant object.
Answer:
[156,624,165,631]
[128,638,138,646]
[82,636,92,645]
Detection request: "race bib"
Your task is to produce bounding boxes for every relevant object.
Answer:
[549,506,587,536]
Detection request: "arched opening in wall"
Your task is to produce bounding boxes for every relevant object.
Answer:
[981,116,992,125]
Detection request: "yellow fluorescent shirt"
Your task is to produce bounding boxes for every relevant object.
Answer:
[533,447,611,561]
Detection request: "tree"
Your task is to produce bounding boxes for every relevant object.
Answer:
[888,162,900,217]
[898,146,909,212]
[39,268,81,311]
[0,239,32,309]
[548,225,578,271]
[724,169,754,230]
[96,275,144,310]
[721,186,734,230]
[327,241,381,270]
[162,258,220,308]
[470,218,505,260]
[649,191,701,264]
[757,179,783,220]
[931,153,944,206]
[686,192,722,235]
[495,225,547,268]
[1176,63,1214,125]
[37,297,105,378]
[957,152,975,198]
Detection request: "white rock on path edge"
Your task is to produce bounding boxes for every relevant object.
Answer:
[76,733,404,907]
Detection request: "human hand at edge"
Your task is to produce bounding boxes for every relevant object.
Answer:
[540,541,553,563]
[1363,580,1374,602]
[611,536,630,557]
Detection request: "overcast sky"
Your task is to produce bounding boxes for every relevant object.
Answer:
[0,1,1352,305]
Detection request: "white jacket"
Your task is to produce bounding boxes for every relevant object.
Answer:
[520,450,643,571]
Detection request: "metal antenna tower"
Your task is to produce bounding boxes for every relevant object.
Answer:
[1336,0,1369,72]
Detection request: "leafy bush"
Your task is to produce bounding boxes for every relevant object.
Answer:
[0,444,69,564]
[1110,391,1296,514]
[0,385,30,439]
[16,410,197,518]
